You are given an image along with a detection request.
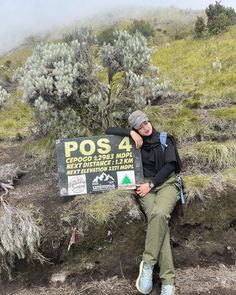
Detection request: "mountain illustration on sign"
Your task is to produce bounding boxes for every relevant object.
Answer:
[121,175,132,184]
[92,172,115,185]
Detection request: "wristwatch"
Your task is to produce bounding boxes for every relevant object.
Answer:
[148,181,155,189]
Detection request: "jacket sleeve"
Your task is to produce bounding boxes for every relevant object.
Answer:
[150,162,176,187]
[106,127,131,137]
[150,137,177,187]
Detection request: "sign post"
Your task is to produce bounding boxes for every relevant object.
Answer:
[56,135,143,197]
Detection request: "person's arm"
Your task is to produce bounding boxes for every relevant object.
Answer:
[106,127,130,136]
[150,162,176,187]
[136,162,176,197]
[106,127,143,149]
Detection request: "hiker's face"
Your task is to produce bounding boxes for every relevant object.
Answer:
[138,121,153,136]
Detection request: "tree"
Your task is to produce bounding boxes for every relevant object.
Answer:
[97,26,117,46]
[205,1,236,35]
[207,12,230,35]
[128,19,155,38]
[194,17,206,38]
[15,30,167,138]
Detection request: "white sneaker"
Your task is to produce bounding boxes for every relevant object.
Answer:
[160,284,175,295]
[135,261,154,294]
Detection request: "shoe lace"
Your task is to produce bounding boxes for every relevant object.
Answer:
[142,263,153,279]
[161,284,174,295]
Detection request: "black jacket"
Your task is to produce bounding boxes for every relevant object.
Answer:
[106,127,178,187]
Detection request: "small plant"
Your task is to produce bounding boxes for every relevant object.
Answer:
[212,57,222,72]
[0,86,10,106]
[0,198,43,279]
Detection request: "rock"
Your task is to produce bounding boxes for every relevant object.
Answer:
[50,271,71,286]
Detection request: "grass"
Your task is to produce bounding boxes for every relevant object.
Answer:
[183,174,211,203]
[82,189,136,224]
[152,25,236,105]
[0,101,32,139]
[146,105,206,142]
[222,167,236,187]
[212,106,236,122]
[24,133,57,168]
[181,140,236,170]
[0,46,33,75]
[0,45,33,140]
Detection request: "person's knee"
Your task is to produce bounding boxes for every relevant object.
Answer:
[149,210,167,222]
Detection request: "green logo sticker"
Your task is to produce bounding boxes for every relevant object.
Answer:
[121,175,132,184]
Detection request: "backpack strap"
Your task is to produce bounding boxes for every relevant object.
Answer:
[159,131,168,152]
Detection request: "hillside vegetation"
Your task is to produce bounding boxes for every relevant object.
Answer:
[0,20,235,195]
[0,9,236,294]
[152,25,236,104]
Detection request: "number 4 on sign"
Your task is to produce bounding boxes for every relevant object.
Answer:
[118,137,132,152]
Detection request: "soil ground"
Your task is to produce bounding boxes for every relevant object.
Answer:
[0,141,236,295]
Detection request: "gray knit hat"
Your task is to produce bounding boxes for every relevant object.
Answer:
[128,110,149,129]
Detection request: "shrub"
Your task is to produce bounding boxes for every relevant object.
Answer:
[15,30,166,138]
[0,200,42,279]
[194,16,206,38]
[128,19,155,38]
[208,12,231,35]
[205,1,236,35]
[97,26,117,46]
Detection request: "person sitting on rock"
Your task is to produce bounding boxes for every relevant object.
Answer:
[106,110,180,295]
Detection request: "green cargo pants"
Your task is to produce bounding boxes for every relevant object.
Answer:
[138,174,179,285]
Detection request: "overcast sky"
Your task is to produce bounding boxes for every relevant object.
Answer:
[0,0,236,55]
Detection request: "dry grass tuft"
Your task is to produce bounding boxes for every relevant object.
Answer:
[183,174,211,203]
[82,189,141,224]
[0,199,44,279]
[78,275,136,295]
[181,140,236,171]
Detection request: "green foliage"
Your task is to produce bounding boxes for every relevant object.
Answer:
[128,19,155,38]
[15,30,165,138]
[194,16,206,38]
[97,26,117,46]
[208,13,231,35]
[205,1,236,35]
